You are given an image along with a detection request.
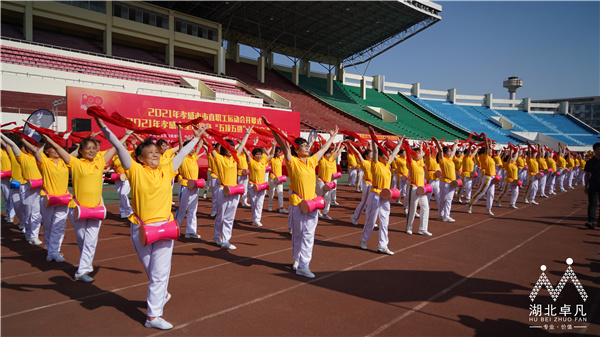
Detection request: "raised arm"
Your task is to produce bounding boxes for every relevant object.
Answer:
[316,126,339,161]
[237,126,254,156]
[266,139,276,162]
[103,129,133,164]
[40,134,71,165]
[177,124,183,152]
[347,142,364,163]
[371,138,378,164]
[262,117,292,163]
[172,124,209,171]
[22,138,44,163]
[96,118,132,170]
[387,136,404,166]
[0,133,21,157]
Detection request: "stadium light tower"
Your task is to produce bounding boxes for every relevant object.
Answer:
[503,76,523,107]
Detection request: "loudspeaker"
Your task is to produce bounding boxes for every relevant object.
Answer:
[71,118,92,133]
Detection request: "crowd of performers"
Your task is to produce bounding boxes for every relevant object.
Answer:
[0,110,590,330]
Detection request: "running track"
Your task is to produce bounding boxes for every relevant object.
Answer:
[2,184,599,336]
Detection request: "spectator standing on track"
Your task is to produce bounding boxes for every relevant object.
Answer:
[584,142,600,230]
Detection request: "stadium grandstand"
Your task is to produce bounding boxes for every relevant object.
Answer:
[1,0,598,152]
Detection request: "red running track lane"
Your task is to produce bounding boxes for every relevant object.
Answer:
[1,184,598,336]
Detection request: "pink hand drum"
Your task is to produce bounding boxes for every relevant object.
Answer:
[450,179,463,188]
[554,171,561,177]
[44,194,72,207]
[323,181,336,192]
[470,171,478,178]
[547,168,554,173]
[434,170,442,178]
[300,196,325,214]
[512,180,522,187]
[27,179,43,189]
[491,175,502,185]
[416,184,433,196]
[381,188,400,200]
[224,184,245,197]
[187,179,206,189]
[535,172,544,179]
[239,169,249,176]
[74,205,106,221]
[401,175,408,181]
[1,170,11,179]
[139,220,179,246]
[253,182,269,192]
[266,165,271,172]
[275,176,287,184]
[332,172,342,179]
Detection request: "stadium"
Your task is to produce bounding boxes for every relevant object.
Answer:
[1,1,598,336]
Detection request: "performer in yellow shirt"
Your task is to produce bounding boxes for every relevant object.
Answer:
[405,141,431,236]
[495,147,520,209]
[467,134,497,216]
[206,142,221,217]
[101,117,208,330]
[1,135,26,230]
[175,124,205,239]
[537,145,549,198]
[244,141,275,227]
[348,142,373,225]
[237,145,251,207]
[267,146,288,213]
[1,134,43,245]
[523,145,541,205]
[1,145,15,223]
[457,143,478,204]
[433,137,459,222]
[316,142,343,220]
[347,151,358,187]
[394,150,409,206]
[266,116,338,279]
[360,131,403,254]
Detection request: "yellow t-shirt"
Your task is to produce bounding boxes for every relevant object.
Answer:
[493,155,502,166]
[547,158,557,171]
[453,155,463,172]
[112,151,134,175]
[68,153,106,208]
[1,148,11,173]
[208,154,219,178]
[424,156,439,181]
[178,153,199,186]
[567,158,575,169]
[461,155,475,177]
[505,163,518,182]
[408,159,425,187]
[396,157,408,177]
[214,153,238,186]
[479,154,496,176]
[538,158,548,171]
[7,149,25,183]
[249,156,268,184]
[126,160,176,225]
[370,161,391,194]
[38,154,69,196]
[556,156,566,169]
[347,153,357,169]
[361,160,373,185]
[17,152,42,180]
[287,154,319,207]
[269,155,284,180]
[318,157,336,183]
[438,157,456,183]
[527,158,539,175]
[516,156,525,169]
[237,153,249,175]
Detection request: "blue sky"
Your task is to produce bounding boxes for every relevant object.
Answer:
[261,1,600,101]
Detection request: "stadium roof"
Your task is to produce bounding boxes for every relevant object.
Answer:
[148,1,441,66]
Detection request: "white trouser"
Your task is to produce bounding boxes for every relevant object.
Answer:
[315,179,332,215]
[567,169,575,188]
[496,182,519,206]
[352,182,371,221]
[268,178,284,209]
[438,181,456,219]
[1,178,15,219]
[458,176,474,201]
[289,204,319,270]
[391,174,397,191]
[9,183,24,224]
[175,185,199,234]
[427,179,440,202]
[547,173,557,193]
[362,192,390,250]
[248,184,267,222]
[406,185,430,233]
[23,186,42,240]
[518,168,527,184]
[41,202,68,256]
[69,207,102,275]
[469,176,495,210]
[557,169,566,190]
[115,179,133,217]
[357,169,364,191]
[348,168,357,186]
[209,176,220,215]
[330,179,338,202]
[213,187,240,245]
[238,175,249,204]
[525,175,540,201]
[130,220,173,318]
[538,174,548,196]
[397,177,408,200]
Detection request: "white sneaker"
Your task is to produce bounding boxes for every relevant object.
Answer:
[443,217,456,223]
[278,208,289,214]
[415,213,420,218]
[496,202,501,207]
[509,204,518,209]
[292,260,299,271]
[202,194,207,199]
[331,201,340,206]
[530,200,539,205]
[487,209,495,216]
[184,233,200,239]
[221,242,237,250]
[288,227,293,235]
[350,216,358,225]
[213,236,223,246]
[252,220,263,227]
[144,317,173,330]
[396,200,403,205]
[321,214,332,220]
[406,229,413,235]
[466,205,472,214]
[378,248,394,255]
[28,237,43,245]
[268,206,272,212]
[418,230,433,236]
[165,292,172,304]
[210,212,216,217]
[242,202,251,207]
[560,189,567,192]
[47,254,65,262]
[360,240,368,250]
[74,273,94,283]
[524,199,530,204]
[296,268,315,278]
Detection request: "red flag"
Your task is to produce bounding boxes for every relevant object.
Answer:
[206,129,239,163]
[263,118,298,149]
[23,123,67,147]
[87,106,167,135]
[176,116,203,128]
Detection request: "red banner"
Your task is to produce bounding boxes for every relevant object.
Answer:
[66,86,300,148]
